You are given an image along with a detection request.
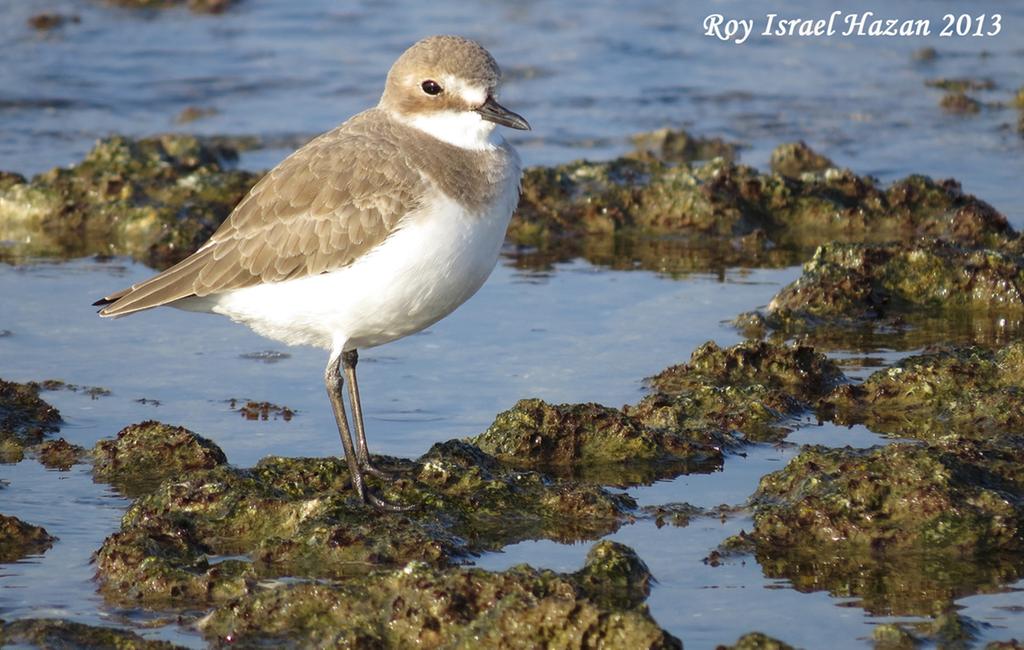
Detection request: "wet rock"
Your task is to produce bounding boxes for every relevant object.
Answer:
[747,239,1024,348]
[629,127,737,163]
[0,618,184,649]
[940,91,982,114]
[716,632,795,650]
[873,623,919,649]
[472,399,724,484]
[228,399,295,421]
[199,541,680,649]
[37,378,111,399]
[926,78,996,92]
[751,443,1022,553]
[627,340,845,442]
[0,514,55,562]
[769,141,834,178]
[723,442,1024,616]
[27,13,80,30]
[92,421,228,496]
[511,152,1011,272]
[105,0,233,14]
[94,441,635,608]
[175,105,218,124]
[0,378,61,462]
[822,343,1024,444]
[0,134,258,267]
[36,438,87,470]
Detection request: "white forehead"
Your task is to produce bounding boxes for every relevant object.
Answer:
[440,74,488,107]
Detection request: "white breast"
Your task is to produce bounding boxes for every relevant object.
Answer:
[199,175,519,353]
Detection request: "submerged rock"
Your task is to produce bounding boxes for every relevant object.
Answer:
[0,135,258,266]
[92,421,228,496]
[0,378,61,462]
[105,0,232,13]
[0,618,184,649]
[0,514,55,563]
[199,541,680,649]
[94,440,634,608]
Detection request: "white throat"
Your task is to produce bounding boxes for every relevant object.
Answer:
[403,110,500,151]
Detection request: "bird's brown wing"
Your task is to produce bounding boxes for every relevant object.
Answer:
[96,114,427,317]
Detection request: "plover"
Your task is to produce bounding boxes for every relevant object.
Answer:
[94,35,529,509]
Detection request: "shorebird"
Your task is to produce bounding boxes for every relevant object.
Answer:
[94,35,529,509]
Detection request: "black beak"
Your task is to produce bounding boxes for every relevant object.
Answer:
[476,95,530,130]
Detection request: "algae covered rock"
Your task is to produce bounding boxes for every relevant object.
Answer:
[750,443,1022,553]
[0,514,56,562]
[716,632,796,650]
[0,618,184,649]
[822,342,1024,442]
[725,442,1024,616]
[200,540,681,649]
[746,239,1024,348]
[0,134,258,266]
[627,340,845,442]
[629,127,737,163]
[94,441,635,608]
[36,438,87,470]
[472,399,724,484]
[769,141,834,178]
[0,378,61,461]
[92,420,228,496]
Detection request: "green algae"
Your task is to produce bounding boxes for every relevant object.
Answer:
[0,135,258,267]
[472,399,724,484]
[0,377,61,462]
[92,421,229,497]
[744,239,1024,351]
[716,632,796,650]
[0,618,185,649]
[36,438,87,470]
[0,514,55,563]
[822,342,1024,443]
[769,141,834,179]
[94,440,635,609]
[199,541,680,649]
[629,127,738,164]
[511,142,1015,273]
[628,340,845,442]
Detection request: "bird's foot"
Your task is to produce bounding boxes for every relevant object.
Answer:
[365,489,416,512]
[358,456,412,482]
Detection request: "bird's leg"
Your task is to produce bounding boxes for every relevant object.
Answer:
[325,351,369,502]
[342,349,396,480]
[328,350,411,512]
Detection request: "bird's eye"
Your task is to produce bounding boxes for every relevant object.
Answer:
[421,80,443,96]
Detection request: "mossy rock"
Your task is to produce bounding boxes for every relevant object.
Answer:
[0,514,56,563]
[35,438,87,470]
[92,421,228,496]
[629,127,737,164]
[0,618,185,649]
[625,340,845,442]
[822,342,1024,444]
[769,141,834,178]
[716,632,796,650]
[94,440,635,608]
[200,541,681,649]
[0,378,61,461]
[472,399,725,484]
[750,443,1022,553]
[0,134,258,267]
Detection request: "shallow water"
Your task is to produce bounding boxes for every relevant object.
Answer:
[2,0,1024,647]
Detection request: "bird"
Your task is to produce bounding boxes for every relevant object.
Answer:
[94,35,529,509]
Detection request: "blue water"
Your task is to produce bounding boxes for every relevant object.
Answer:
[2,0,1024,647]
